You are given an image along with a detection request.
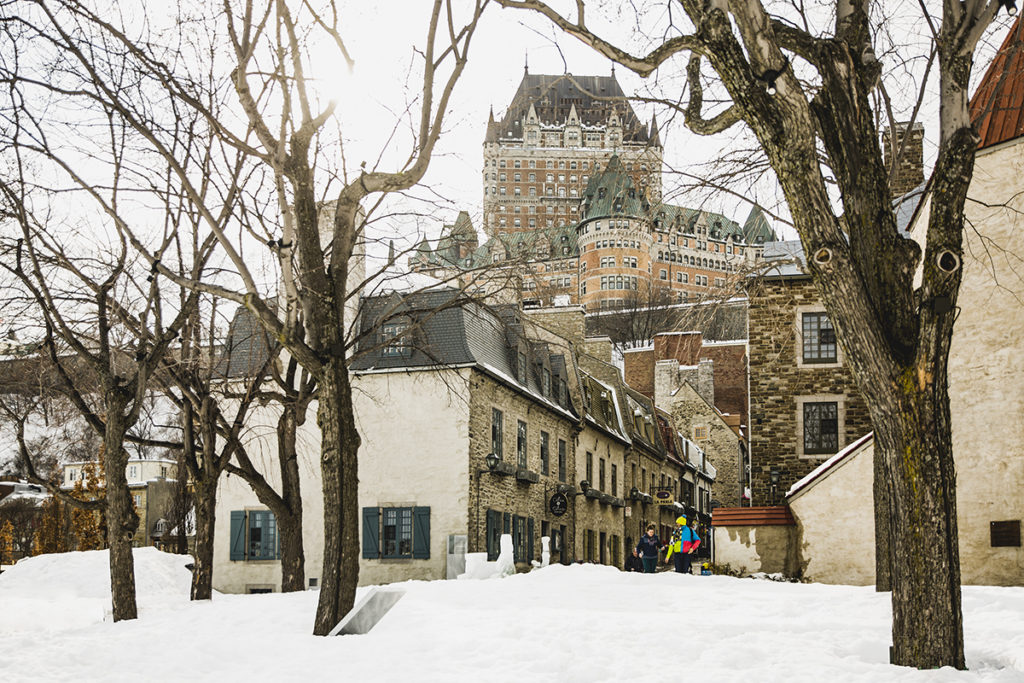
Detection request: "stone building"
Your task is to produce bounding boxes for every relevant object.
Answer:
[575,371,629,566]
[743,245,873,505]
[410,71,776,309]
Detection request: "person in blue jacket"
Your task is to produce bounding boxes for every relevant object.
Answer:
[635,524,663,573]
[665,516,701,574]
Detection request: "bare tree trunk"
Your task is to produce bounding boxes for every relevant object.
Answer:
[875,382,963,668]
[313,359,360,635]
[190,480,217,601]
[874,453,891,592]
[277,405,305,592]
[103,398,138,622]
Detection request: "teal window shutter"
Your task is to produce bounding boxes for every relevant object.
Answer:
[503,512,511,535]
[486,510,500,560]
[412,507,430,559]
[362,507,380,559]
[229,510,246,561]
[527,517,535,562]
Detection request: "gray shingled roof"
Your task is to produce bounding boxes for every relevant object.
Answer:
[350,290,579,419]
[214,306,274,379]
[494,73,649,143]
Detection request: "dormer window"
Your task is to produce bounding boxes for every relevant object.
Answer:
[382,322,410,357]
[518,352,527,383]
[598,187,606,199]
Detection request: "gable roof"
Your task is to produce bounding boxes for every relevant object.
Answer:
[785,432,874,500]
[971,17,1024,150]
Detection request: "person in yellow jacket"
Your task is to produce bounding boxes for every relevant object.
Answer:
[665,516,701,574]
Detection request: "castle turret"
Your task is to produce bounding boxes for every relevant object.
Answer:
[576,155,653,310]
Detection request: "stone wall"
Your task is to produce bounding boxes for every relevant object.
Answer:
[912,141,1024,585]
[657,380,742,507]
[746,276,871,504]
[574,424,627,567]
[468,369,578,566]
[881,122,925,201]
[522,306,586,346]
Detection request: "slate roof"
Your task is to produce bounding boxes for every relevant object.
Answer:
[351,289,579,419]
[492,73,650,143]
[970,16,1024,150]
[214,306,274,379]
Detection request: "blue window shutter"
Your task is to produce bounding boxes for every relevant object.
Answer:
[412,507,430,559]
[486,510,499,560]
[362,507,380,559]
[229,510,246,561]
[503,512,511,534]
[527,517,535,562]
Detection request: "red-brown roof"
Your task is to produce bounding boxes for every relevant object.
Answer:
[712,505,795,527]
[971,17,1024,150]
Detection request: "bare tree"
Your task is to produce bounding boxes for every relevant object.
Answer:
[496,0,1009,668]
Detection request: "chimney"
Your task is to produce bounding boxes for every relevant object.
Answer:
[881,122,925,202]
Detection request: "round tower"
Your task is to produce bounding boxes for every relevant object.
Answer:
[576,155,653,310]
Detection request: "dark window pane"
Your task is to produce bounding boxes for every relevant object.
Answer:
[802,313,837,363]
[804,401,839,454]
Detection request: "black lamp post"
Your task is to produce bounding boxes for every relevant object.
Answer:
[769,467,780,506]
[629,486,640,502]
[576,479,591,497]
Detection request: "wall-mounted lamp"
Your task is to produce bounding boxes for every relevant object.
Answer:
[770,467,780,506]
[485,452,500,471]
[629,486,640,502]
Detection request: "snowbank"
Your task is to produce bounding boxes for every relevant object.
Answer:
[0,547,193,632]
[1,553,1023,681]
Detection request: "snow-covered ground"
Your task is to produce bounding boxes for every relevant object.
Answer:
[2,549,1024,682]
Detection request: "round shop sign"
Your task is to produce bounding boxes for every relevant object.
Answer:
[549,492,568,517]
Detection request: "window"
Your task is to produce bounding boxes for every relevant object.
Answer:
[586,451,593,483]
[542,368,551,396]
[802,312,837,364]
[132,494,141,508]
[492,409,504,459]
[803,402,839,455]
[362,506,430,560]
[693,426,708,440]
[558,439,567,482]
[229,509,279,561]
[611,464,617,496]
[660,269,668,280]
[540,431,550,475]
[381,322,409,356]
[485,509,504,560]
[511,515,535,563]
[517,421,528,469]
[599,458,606,492]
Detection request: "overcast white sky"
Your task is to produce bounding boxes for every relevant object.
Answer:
[316,2,1016,253]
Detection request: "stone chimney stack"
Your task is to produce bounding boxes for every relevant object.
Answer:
[881,122,925,201]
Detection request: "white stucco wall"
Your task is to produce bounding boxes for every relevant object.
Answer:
[787,443,876,585]
[355,368,471,585]
[712,525,795,576]
[212,368,471,593]
[913,140,1024,585]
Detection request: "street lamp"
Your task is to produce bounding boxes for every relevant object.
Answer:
[770,467,780,506]
[485,452,499,471]
[629,486,640,502]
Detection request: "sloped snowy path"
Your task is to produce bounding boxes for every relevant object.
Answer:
[1,549,1023,682]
